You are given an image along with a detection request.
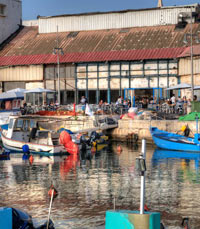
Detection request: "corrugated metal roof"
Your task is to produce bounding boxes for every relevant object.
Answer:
[178,44,200,57]
[0,23,199,66]
[0,47,185,66]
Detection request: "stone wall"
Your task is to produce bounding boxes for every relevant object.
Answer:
[108,119,199,143]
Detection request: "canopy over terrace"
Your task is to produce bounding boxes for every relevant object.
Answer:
[24,88,55,106]
[165,83,191,90]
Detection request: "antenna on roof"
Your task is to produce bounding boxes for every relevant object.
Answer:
[157,0,163,7]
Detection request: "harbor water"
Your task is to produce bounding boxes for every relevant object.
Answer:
[0,143,200,229]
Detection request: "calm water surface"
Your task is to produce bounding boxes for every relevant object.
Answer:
[0,143,200,229]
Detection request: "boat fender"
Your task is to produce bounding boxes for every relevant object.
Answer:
[22,154,29,160]
[22,144,30,154]
[29,155,34,165]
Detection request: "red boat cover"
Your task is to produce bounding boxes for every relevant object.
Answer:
[59,131,79,154]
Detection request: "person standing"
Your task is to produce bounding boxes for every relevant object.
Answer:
[80,96,86,113]
[171,94,176,104]
[183,96,187,114]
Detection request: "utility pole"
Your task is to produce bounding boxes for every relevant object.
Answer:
[183,8,200,101]
[53,26,63,105]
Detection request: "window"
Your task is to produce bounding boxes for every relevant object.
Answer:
[0,4,5,16]
[45,65,55,80]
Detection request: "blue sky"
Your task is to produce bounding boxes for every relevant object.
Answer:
[22,0,200,20]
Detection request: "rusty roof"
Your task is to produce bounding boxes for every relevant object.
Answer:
[0,47,185,66]
[178,44,200,58]
[0,23,200,66]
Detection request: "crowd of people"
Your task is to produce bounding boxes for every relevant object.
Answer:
[158,94,197,114]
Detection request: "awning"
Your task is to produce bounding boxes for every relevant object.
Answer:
[165,83,191,90]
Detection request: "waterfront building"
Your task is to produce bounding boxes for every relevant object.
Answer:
[0,0,22,46]
[0,3,200,104]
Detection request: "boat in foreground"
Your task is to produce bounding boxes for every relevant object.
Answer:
[1,116,68,156]
[150,126,200,152]
[0,207,54,229]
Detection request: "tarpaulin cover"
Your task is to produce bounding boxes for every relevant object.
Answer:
[179,112,200,121]
[59,131,79,154]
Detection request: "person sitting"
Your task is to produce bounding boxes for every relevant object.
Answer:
[141,97,148,109]
[48,100,55,110]
[98,99,103,108]
[116,96,122,105]
[194,95,197,101]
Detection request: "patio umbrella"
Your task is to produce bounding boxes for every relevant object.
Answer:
[24,88,55,93]
[6,88,27,93]
[0,91,24,100]
[165,83,191,90]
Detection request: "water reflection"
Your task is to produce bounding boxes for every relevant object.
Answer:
[0,146,200,228]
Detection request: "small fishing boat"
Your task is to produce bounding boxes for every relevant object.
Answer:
[1,116,68,156]
[150,127,200,152]
[0,207,54,229]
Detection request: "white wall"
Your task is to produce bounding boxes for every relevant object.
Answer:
[0,0,22,44]
[38,5,197,33]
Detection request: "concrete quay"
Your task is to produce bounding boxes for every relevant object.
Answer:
[107,119,199,143]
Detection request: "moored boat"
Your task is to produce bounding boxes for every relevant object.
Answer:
[1,116,68,156]
[150,126,200,152]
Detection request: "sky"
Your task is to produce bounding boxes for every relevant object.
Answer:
[22,0,200,20]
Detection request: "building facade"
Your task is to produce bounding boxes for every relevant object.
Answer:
[0,0,22,44]
[0,3,200,104]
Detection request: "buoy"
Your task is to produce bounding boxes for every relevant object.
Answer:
[117,145,122,153]
[29,155,34,164]
[48,184,58,198]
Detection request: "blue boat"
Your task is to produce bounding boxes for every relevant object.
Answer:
[150,127,200,152]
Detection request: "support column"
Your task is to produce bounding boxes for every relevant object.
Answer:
[107,63,111,104]
[96,63,99,104]
[75,66,78,104]
[86,64,89,100]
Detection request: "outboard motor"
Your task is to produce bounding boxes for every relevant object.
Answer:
[89,131,100,145]
[12,207,33,229]
[80,134,89,154]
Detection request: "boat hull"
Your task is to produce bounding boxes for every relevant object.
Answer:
[150,127,200,152]
[1,132,68,157]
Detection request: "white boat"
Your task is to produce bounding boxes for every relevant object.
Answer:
[1,116,68,156]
